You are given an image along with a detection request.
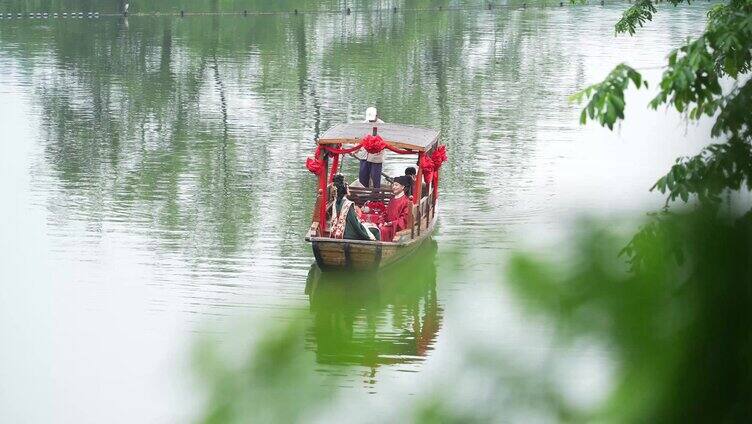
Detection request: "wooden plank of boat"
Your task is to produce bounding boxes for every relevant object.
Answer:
[307,206,438,271]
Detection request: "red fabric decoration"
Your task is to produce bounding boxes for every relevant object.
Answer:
[419,155,435,185]
[362,201,386,225]
[362,134,387,154]
[306,157,324,175]
[365,201,386,215]
[305,146,325,175]
[308,140,435,179]
[431,145,447,169]
[430,145,447,199]
[319,140,413,156]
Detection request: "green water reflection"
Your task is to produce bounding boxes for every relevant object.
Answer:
[305,240,440,373]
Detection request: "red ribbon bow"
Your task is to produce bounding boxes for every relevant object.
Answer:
[305,146,325,175]
[431,145,447,169]
[362,134,386,154]
[430,145,447,199]
[305,157,324,175]
[419,155,435,185]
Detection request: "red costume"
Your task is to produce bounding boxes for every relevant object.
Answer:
[379,193,410,242]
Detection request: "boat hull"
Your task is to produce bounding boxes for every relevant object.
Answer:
[307,211,437,271]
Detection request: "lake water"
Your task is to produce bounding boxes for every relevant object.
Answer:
[0,2,715,422]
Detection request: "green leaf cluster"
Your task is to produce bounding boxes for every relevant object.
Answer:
[615,0,693,36]
[647,1,752,207]
[652,141,752,205]
[615,0,658,36]
[649,37,721,117]
[578,0,752,210]
[570,64,647,130]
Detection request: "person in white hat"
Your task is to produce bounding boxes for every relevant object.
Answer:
[355,107,386,188]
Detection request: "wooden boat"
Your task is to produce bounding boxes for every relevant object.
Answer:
[304,122,446,271]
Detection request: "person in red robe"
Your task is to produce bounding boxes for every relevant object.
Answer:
[379,176,412,242]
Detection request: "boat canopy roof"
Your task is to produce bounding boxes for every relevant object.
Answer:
[317,123,439,152]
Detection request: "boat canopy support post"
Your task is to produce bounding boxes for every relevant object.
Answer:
[328,145,340,183]
[433,156,440,201]
[318,154,329,235]
[414,152,423,207]
[412,152,424,239]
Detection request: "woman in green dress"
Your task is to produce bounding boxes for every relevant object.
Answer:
[329,174,380,241]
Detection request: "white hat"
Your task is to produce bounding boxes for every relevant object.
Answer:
[365,107,377,122]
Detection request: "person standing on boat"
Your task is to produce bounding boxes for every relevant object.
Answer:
[379,176,411,242]
[330,175,380,241]
[355,107,385,188]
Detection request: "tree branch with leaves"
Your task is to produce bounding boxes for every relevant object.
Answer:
[573,0,751,238]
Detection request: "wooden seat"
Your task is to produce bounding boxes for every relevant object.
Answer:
[347,186,394,206]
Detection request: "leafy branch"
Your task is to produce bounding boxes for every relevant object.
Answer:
[712,79,752,139]
[615,0,658,35]
[705,1,752,79]
[573,0,752,271]
[569,64,648,130]
[652,141,752,205]
[615,0,691,35]
[649,37,721,118]
[576,0,752,212]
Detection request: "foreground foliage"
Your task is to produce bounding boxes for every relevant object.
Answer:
[194,208,752,422]
[507,209,752,422]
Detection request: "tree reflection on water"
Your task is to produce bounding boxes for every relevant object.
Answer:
[305,240,441,378]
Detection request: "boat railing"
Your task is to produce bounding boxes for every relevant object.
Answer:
[408,192,435,239]
[309,184,436,241]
